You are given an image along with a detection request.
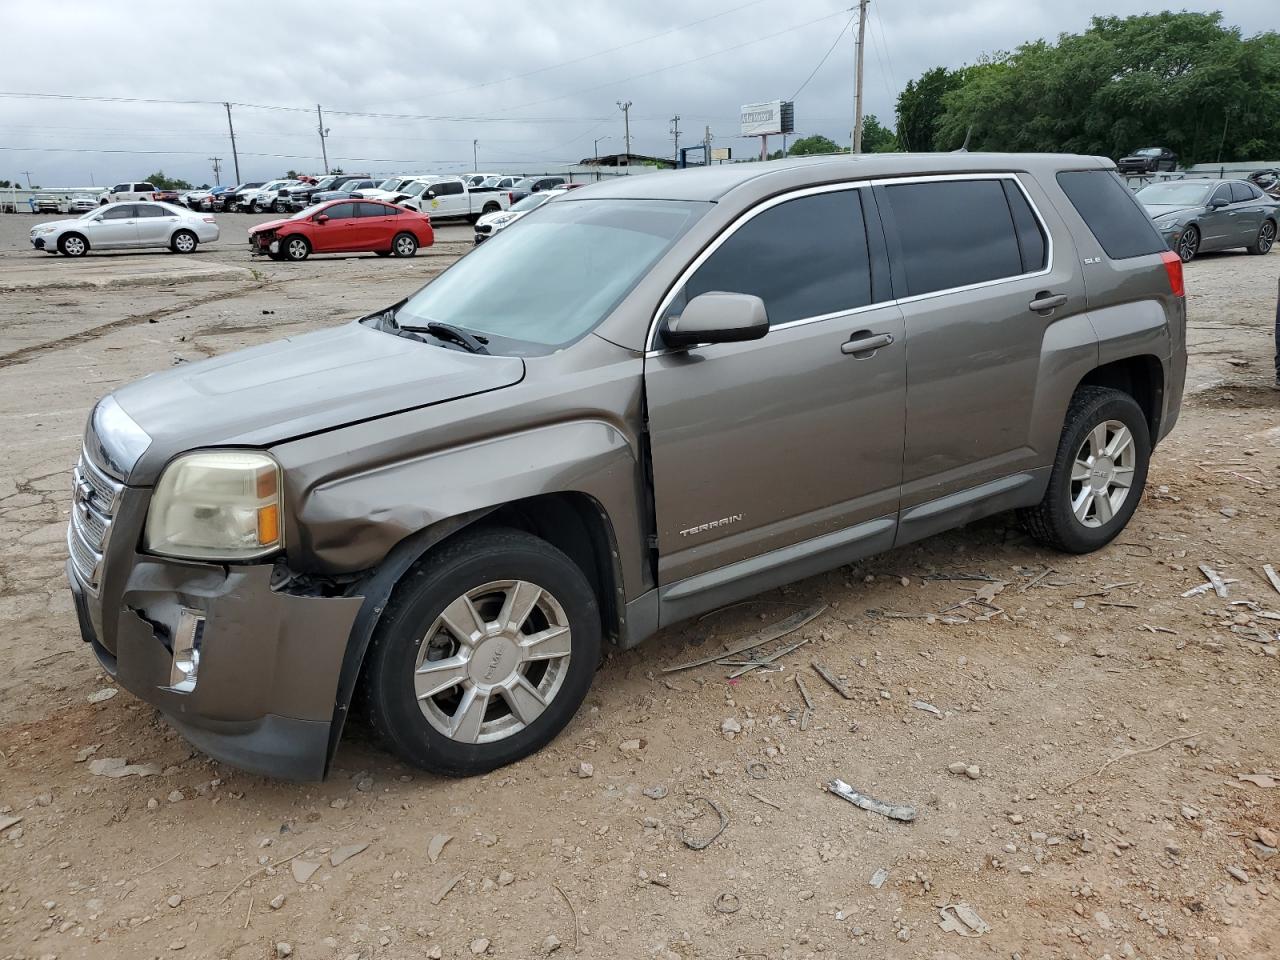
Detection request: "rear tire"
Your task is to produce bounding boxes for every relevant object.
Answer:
[1019,386,1151,554]
[1247,219,1276,255]
[392,232,418,257]
[170,229,198,254]
[282,235,310,261]
[359,528,601,777]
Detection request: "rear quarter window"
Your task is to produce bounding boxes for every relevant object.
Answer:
[1055,170,1166,260]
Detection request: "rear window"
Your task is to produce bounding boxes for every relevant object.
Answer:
[1056,170,1165,260]
[878,179,1028,297]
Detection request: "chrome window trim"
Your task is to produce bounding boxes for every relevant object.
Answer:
[644,172,1054,353]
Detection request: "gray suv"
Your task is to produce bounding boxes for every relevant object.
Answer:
[66,154,1186,780]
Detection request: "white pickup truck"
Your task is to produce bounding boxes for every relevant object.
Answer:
[396,177,510,222]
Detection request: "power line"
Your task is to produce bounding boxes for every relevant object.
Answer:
[790,7,858,101]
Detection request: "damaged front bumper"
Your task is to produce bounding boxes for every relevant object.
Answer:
[67,478,362,780]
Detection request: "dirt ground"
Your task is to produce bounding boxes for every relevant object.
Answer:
[0,210,1278,960]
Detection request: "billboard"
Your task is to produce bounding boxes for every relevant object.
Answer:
[710,147,733,161]
[740,100,795,136]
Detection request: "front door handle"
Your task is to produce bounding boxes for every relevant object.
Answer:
[1028,293,1068,312]
[841,332,894,356]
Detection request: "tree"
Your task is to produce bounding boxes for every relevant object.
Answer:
[787,134,842,156]
[0,180,10,188]
[285,169,300,179]
[859,115,899,153]
[145,170,194,190]
[895,66,968,151]
[924,12,1280,164]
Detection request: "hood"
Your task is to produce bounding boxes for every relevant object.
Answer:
[477,210,519,227]
[34,217,82,231]
[112,321,525,483]
[1141,203,1200,219]
[249,217,291,235]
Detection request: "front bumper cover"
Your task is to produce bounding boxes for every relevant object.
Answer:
[68,536,362,780]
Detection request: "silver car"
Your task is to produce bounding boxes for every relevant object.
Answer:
[30,201,220,257]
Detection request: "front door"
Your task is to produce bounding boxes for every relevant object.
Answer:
[645,186,906,591]
[86,204,139,248]
[1200,183,1235,250]
[873,174,1087,511]
[313,202,359,252]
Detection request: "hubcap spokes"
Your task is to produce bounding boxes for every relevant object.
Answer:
[414,579,571,744]
[1070,420,1135,528]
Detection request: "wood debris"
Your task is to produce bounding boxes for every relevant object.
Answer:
[662,604,826,673]
[811,661,854,699]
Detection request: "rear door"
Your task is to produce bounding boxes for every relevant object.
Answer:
[134,203,178,245]
[645,185,906,591]
[875,174,1087,518]
[356,201,396,248]
[1229,181,1263,242]
[88,204,140,247]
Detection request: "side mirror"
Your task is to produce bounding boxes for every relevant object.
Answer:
[315,214,330,224]
[662,292,769,348]
[426,190,437,199]
[1209,197,1229,209]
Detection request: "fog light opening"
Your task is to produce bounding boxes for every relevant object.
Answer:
[167,608,205,693]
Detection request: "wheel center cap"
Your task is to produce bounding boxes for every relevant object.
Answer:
[1089,456,1115,491]
[469,636,521,688]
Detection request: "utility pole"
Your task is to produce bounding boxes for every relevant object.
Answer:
[670,115,681,163]
[316,105,330,175]
[593,135,610,160]
[616,100,632,161]
[20,171,33,188]
[473,139,478,172]
[852,0,868,153]
[223,102,241,183]
[209,157,223,185]
[704,125,712,164]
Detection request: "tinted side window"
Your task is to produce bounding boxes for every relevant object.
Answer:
[681,189,874,326]
[1055,170,1166,260]
[323,203,357,220]
[357,202,390,218]
[1211,183,1232,205]
[102,205,136,220]
[1001,180,1047,273]
[138,184,156,192]
[437,181,464,196]
[135,205,168,218]
[880,179,1023,296]
[1230,181,1254,203]
[111,183,129,193]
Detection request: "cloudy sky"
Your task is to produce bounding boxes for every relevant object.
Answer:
[1,0,1273,187]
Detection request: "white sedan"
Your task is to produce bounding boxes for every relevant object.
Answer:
[30,201,220,257]
[472,188,568,244]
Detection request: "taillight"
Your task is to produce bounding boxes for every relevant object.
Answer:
[203,217,215,223]
[1159,250,1184,298]
[508,192,514,205]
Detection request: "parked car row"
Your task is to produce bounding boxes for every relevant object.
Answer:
[473,183,584,244]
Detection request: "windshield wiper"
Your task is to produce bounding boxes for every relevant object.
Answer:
[398,320,490,355]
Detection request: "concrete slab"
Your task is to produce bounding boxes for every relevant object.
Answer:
[0,258,254,292]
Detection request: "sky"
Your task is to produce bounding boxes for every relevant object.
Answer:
[0,0,1274,188]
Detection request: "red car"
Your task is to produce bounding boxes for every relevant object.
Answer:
[248,199,434,261]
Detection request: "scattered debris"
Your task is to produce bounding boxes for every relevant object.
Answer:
[329,842,369,867]
[811,661,854,699]
[869,867,889,889]
[552,882,580,952]
[470,938,490,955]
[575,761,594,779]
[1238,773,1278,789]
[642,785,668,800]
[938,903,991,938]
[431,873,465,906]
[269,894,286,910]
[680,796,729,850]
[87,687,118,704]
[1063,731,1202,790]
[290,859,320,884]
[1198,564,1229,598]
[794,673,814,710]
[427,834,452,863]
[799,707,812,730]
[745,761,768,781]
[975,580,1007,603]
[726,635,812,678]
[1019,568,1055,593]
[619,738,643,752]
[947,762,968,776]
[1226,865,1250,883]
[662,604,826,672]
[825,778,916,823]
[911,700,941,717]
[87,757,161,778]
[0,815,22,833]
[720,718,742,737]
[74,744,101,762]
[746,790,782,811]
[713,891,741,914]
[1264,564,1280,596]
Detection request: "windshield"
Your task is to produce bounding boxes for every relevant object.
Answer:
[480,177,501,187]
[511,193,551,212]
[376,178,399,191]
[512,178,538,190]
[1135,182,1213,206]
[392,199,705,354]
[402,181,428,197]
[1135,148,1163,157]
[310,177,337,191]
[289,203,327,220]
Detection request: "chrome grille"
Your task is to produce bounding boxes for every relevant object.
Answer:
[68,450,122,591]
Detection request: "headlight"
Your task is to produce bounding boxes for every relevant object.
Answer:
[33,224,55,235]
[145,450,283,561]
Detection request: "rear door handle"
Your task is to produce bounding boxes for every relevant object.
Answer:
[841,332,895,356]
[1028,293,1068,312]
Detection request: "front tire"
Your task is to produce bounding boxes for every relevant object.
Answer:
[1247,219,1276,255]
[59,233,89,257]
[170,229,198,254]
[282,235,310,261]
[1019,386,1151,554]
[1177,224,1199,262]
[359,528,601,777]
[392,232,418,257]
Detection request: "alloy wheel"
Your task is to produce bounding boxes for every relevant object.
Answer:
[395,234,416,256]
[286,238,308,260]
[413,579,572,744]
[1260,221,1276,253]
[1178,227,1199,263]
[1069,420,1136,528]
